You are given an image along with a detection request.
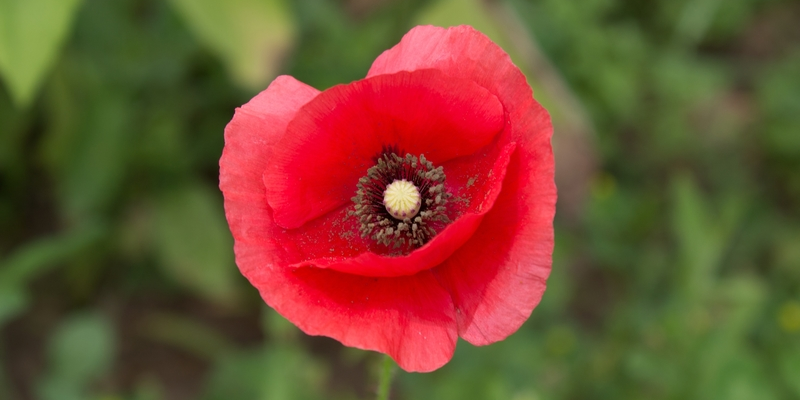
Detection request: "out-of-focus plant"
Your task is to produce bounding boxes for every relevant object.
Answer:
[0,0,84,106]
[1,0,799,399]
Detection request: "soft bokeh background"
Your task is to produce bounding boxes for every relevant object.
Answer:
[2,0,799,399]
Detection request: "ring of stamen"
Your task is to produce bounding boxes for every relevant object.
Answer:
[350,151,451,251]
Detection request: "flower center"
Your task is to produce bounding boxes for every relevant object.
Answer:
[351,150,451,251]
[383,179,421,219]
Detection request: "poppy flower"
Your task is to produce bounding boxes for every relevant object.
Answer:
[219,25,555,372]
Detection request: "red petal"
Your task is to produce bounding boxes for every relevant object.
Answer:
[370,25,556,343]
[433,141,554,345]
[368,26,525,102]
[220,75,458,372]
[219,76,369,269]
[294,142,516,277]
[244,259,458,372]
[220,76,320,253]
[263,69,504,229]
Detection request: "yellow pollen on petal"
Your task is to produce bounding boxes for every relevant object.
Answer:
[383,179,421,220]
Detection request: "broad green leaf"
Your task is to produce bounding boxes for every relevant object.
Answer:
[57,93,133,220]
[168,0,294,89]
[0,0,83,106]
[48,312,114,382]
[36,313,114,400]
[153,183,237,304]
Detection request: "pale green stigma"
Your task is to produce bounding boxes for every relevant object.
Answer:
[383,179,421,220]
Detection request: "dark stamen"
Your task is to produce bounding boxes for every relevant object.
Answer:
[350,152,451,252]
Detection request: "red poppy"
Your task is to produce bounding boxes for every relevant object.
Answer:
[219,25,555,372]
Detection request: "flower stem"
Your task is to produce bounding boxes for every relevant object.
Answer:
[376,354,396,400]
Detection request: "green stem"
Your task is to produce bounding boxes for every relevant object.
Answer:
[376,354,397,400]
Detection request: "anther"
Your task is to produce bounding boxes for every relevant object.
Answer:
[350,151,452,251]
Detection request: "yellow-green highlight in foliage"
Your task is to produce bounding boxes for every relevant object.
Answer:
[779,301,800,333]
[167,0,295,90]
[0,0,83,107]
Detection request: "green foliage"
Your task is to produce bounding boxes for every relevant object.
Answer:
[1,0,799,399]
[139,312,236,360]
[153,183,238,304]
[36,312,115,400]
[202,346,326,400]
[0,223,104,324]
[0,0,84,106]
[168,0,294,89]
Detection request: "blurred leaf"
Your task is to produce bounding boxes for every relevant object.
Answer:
[262,307,298,342]
[49,312,114,381]
[140,313,234,360]
[37,312,115,400]
[289,0,424,90]
[0,1,795,399]
[671,174,745,300]
[0,358,13,400]
[0,222,104,286]
[0,0,83,106]
[710,352,777,400]
[714,276,766,338]
[0,286,26,326]
[414,0,505,48]
[37,377,84,400]
[153,183,237,304]
[168,0,294,89]
[203,345,325,400]
[132,377,164,400]
[780,344,800,396]
[0,222,104,325]
[692,276,767,398]
[758,54,800,157]
[778,300,800,333]
[0,87,26,173]
[648,52,728,161]
[57,93,133,220]
[673,0,724,46]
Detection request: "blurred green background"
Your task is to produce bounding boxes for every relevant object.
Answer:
[1,0,799,399]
